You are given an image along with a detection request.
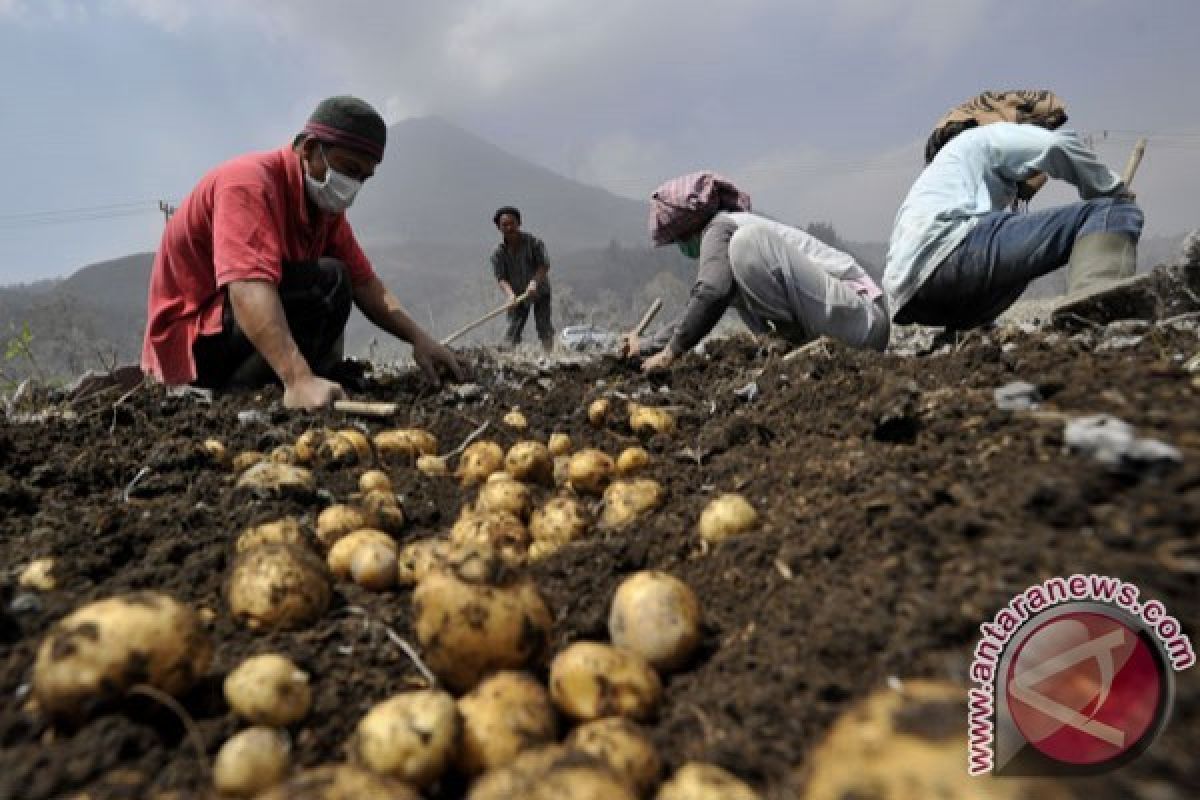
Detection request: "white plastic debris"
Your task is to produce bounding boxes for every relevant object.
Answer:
[733,381,760,402]
[1064,414,1182,471]
[993,381,1041,411]
[237,410,269,426]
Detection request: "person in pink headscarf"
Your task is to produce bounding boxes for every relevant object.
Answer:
[621,172,890,373]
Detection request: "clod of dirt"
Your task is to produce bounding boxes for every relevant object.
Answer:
[871,380,921,443]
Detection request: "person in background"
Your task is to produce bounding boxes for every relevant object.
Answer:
[141,95,464,411]
[885,90,1143,330]
[621,172,889,372]
[490,206,554,352]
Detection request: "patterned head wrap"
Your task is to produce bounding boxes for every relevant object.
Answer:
[647,172,752,245]
[925,90,1067,163]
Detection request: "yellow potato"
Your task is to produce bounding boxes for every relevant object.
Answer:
[615,446,652,476]
[413,569,552,692]
[451,509,529,562]
[18,558,56,591]
[213,727,291,798]
[202,438,230,468]
[315,505,368,550]
[358,469,392,494]
[236,517,307,554]
[456,671,557,775]
[360,489,406,535]
[475,477,533,521]
[587,398,610,427]
[254,764,420,800]
[547,432,572,457]
[567,449,615,495]
[467,745,568,800]
[295,427,334,464]
[567,717,661,798]
[320,429,372,465]
[374,428,438,464]
[327,530,397,580]
[416,454,449,476]
[224,653,312,726]
[352,541,399,591]
[32,591,212,719]
[698,493,758,544]
[529,496,589,551]
[231,451,265,474]
[656,763,760,800]
[609,571,701,673]
[505,441,554,485]
[503,409,528,430]
[629,403,676,436]
[352,689,460,788]
[227,544,332,630]
[601,479,665,528]
[235,462,316,496]
[457,441,506,486]
[549,642,662,722]
[396,538,451,587]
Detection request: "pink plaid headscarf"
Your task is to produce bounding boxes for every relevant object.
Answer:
[648,171,752,245]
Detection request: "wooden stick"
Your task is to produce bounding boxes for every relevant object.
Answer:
[634,297,664,336]
[334,400,399,417]
[1121,138,1147,187]
[440,288,534,346]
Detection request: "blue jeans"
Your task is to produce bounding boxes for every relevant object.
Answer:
[896,198,1143,329]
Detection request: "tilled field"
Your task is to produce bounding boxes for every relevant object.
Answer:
[0,313,1198,799]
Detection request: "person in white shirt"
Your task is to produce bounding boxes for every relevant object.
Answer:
[621,172,889,372]
[884,122,1142,330]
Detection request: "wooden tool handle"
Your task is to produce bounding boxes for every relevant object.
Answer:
[634,298,664,336]
[440,288,534,346]
[1121,138,1147,187]
[333,400,398,417]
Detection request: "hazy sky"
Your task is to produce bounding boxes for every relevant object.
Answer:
[1,0,1198,284]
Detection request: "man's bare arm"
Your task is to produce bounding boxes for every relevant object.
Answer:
[353,277,466,383]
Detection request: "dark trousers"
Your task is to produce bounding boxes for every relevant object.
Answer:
[192,258,353,389]
[896,198,1143,330]
[504,287,554,346]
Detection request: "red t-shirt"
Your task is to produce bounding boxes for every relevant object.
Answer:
[141,145,376,385]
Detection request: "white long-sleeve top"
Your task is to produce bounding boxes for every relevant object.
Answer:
[883,122,1123,313]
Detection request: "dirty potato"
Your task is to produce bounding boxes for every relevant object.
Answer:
[505,441,554,485]
[615,446,652,476]
[351,541,399,591]
[224,652,312,726]
[231,450,265,474]
[503,409,528,430]
[202,438,230,468]
[227,543,332,630]
[33,591,212,719]
[254,764,420,800]
[18,558,56,591]
[466,745,568,800]
[396,538,450,587]
[416,454,449,476]
[352,689,460,788]
[528,496,589,554]
[360,489,406,535]
[293,428,330,464]
[547,433,572,457]
[567,717,661,797]
[475,477,533,521]
[656,763,761,800]
[357,469,392,494]
[269,444,298,465]
[315,505,369,550]
[529,763,639,800]
[567,449,615,495]
[413,569,552,692]
[587,398,610,427]
[235,462,316,496]
[212,726,291,798]
[320,429,372,465]
[326,530,397,580]
[601,479,665,529]
[457,441,506,486]
[456,671,557,775]
[549,642,661,722]
[374,429,438,464]
[236,517,307,553]
[698,493,758,545]
[608,571,701,673]
[451,509,529,563]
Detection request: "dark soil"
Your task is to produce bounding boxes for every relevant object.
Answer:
[1,323,1198,799]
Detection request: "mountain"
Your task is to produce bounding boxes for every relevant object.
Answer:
[349,116,647,248]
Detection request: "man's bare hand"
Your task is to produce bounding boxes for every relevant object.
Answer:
[618,332,640,360]
[641,348,675,374]
[283,375,345,411]
[413,335,467,385]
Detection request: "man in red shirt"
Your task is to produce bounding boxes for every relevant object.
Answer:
[141,96,463,410]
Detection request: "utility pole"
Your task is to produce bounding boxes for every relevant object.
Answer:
[158,201,177,224]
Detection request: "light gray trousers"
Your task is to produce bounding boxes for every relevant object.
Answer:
[728,224,891,351]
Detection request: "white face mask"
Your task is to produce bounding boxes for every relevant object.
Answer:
[304,144,362,213]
